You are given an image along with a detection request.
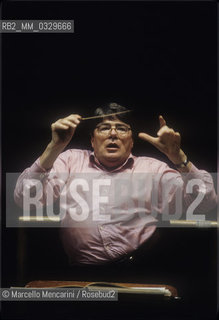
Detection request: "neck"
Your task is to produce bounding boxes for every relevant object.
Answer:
[100,160,125,171]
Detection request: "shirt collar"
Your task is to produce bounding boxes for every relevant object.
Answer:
[89,152,134,172]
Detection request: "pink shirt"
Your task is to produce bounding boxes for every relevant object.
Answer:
[14,149,217,265]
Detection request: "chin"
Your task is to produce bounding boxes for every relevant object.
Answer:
[104,156,123,167]
[105,153,121,160]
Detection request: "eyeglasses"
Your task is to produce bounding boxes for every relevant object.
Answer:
[96,124,131,136]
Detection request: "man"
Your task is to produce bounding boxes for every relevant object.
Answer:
[14,103,217,266]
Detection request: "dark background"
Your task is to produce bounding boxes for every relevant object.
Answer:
[1,1,218,319]
[2,1,217,171]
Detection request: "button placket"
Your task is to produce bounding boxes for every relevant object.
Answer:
[99,225,114,258]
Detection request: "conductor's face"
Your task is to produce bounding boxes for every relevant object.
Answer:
[91,118,133,169]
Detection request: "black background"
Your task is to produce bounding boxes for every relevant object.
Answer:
[1,1,218,320]
[2,1,217,171]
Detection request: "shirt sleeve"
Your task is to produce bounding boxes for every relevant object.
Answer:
[153,161,217,217]
[14,150,75,208]
[181,163,217,213]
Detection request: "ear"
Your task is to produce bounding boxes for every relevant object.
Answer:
[129,134,134,150]
[91,136,94,149]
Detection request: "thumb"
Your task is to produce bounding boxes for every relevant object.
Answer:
[159,115,166,128]
[138,132,157,145]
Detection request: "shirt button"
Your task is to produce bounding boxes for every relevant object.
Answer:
[129,256,134,261]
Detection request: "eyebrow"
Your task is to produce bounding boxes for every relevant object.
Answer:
[96,122,130,127]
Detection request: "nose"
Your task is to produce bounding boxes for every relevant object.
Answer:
[109,127,118,137]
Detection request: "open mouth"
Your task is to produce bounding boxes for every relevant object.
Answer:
[106,143,119,151]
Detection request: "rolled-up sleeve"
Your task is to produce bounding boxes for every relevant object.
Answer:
[155,162,217,216]
[14,151,72,208]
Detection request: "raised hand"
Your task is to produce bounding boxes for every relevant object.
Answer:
[51,114,82,147]
[40,114,81,170]
[138,115,187,165]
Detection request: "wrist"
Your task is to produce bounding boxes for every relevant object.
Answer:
[170,151,192,172]
[39,141,65,170]
[174,157,189,168]
[168,150,187,165]
[48,140,66,151]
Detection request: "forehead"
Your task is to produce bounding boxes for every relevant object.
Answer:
[97,118,130,126]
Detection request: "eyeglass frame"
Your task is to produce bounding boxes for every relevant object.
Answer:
[95,123,132,136]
